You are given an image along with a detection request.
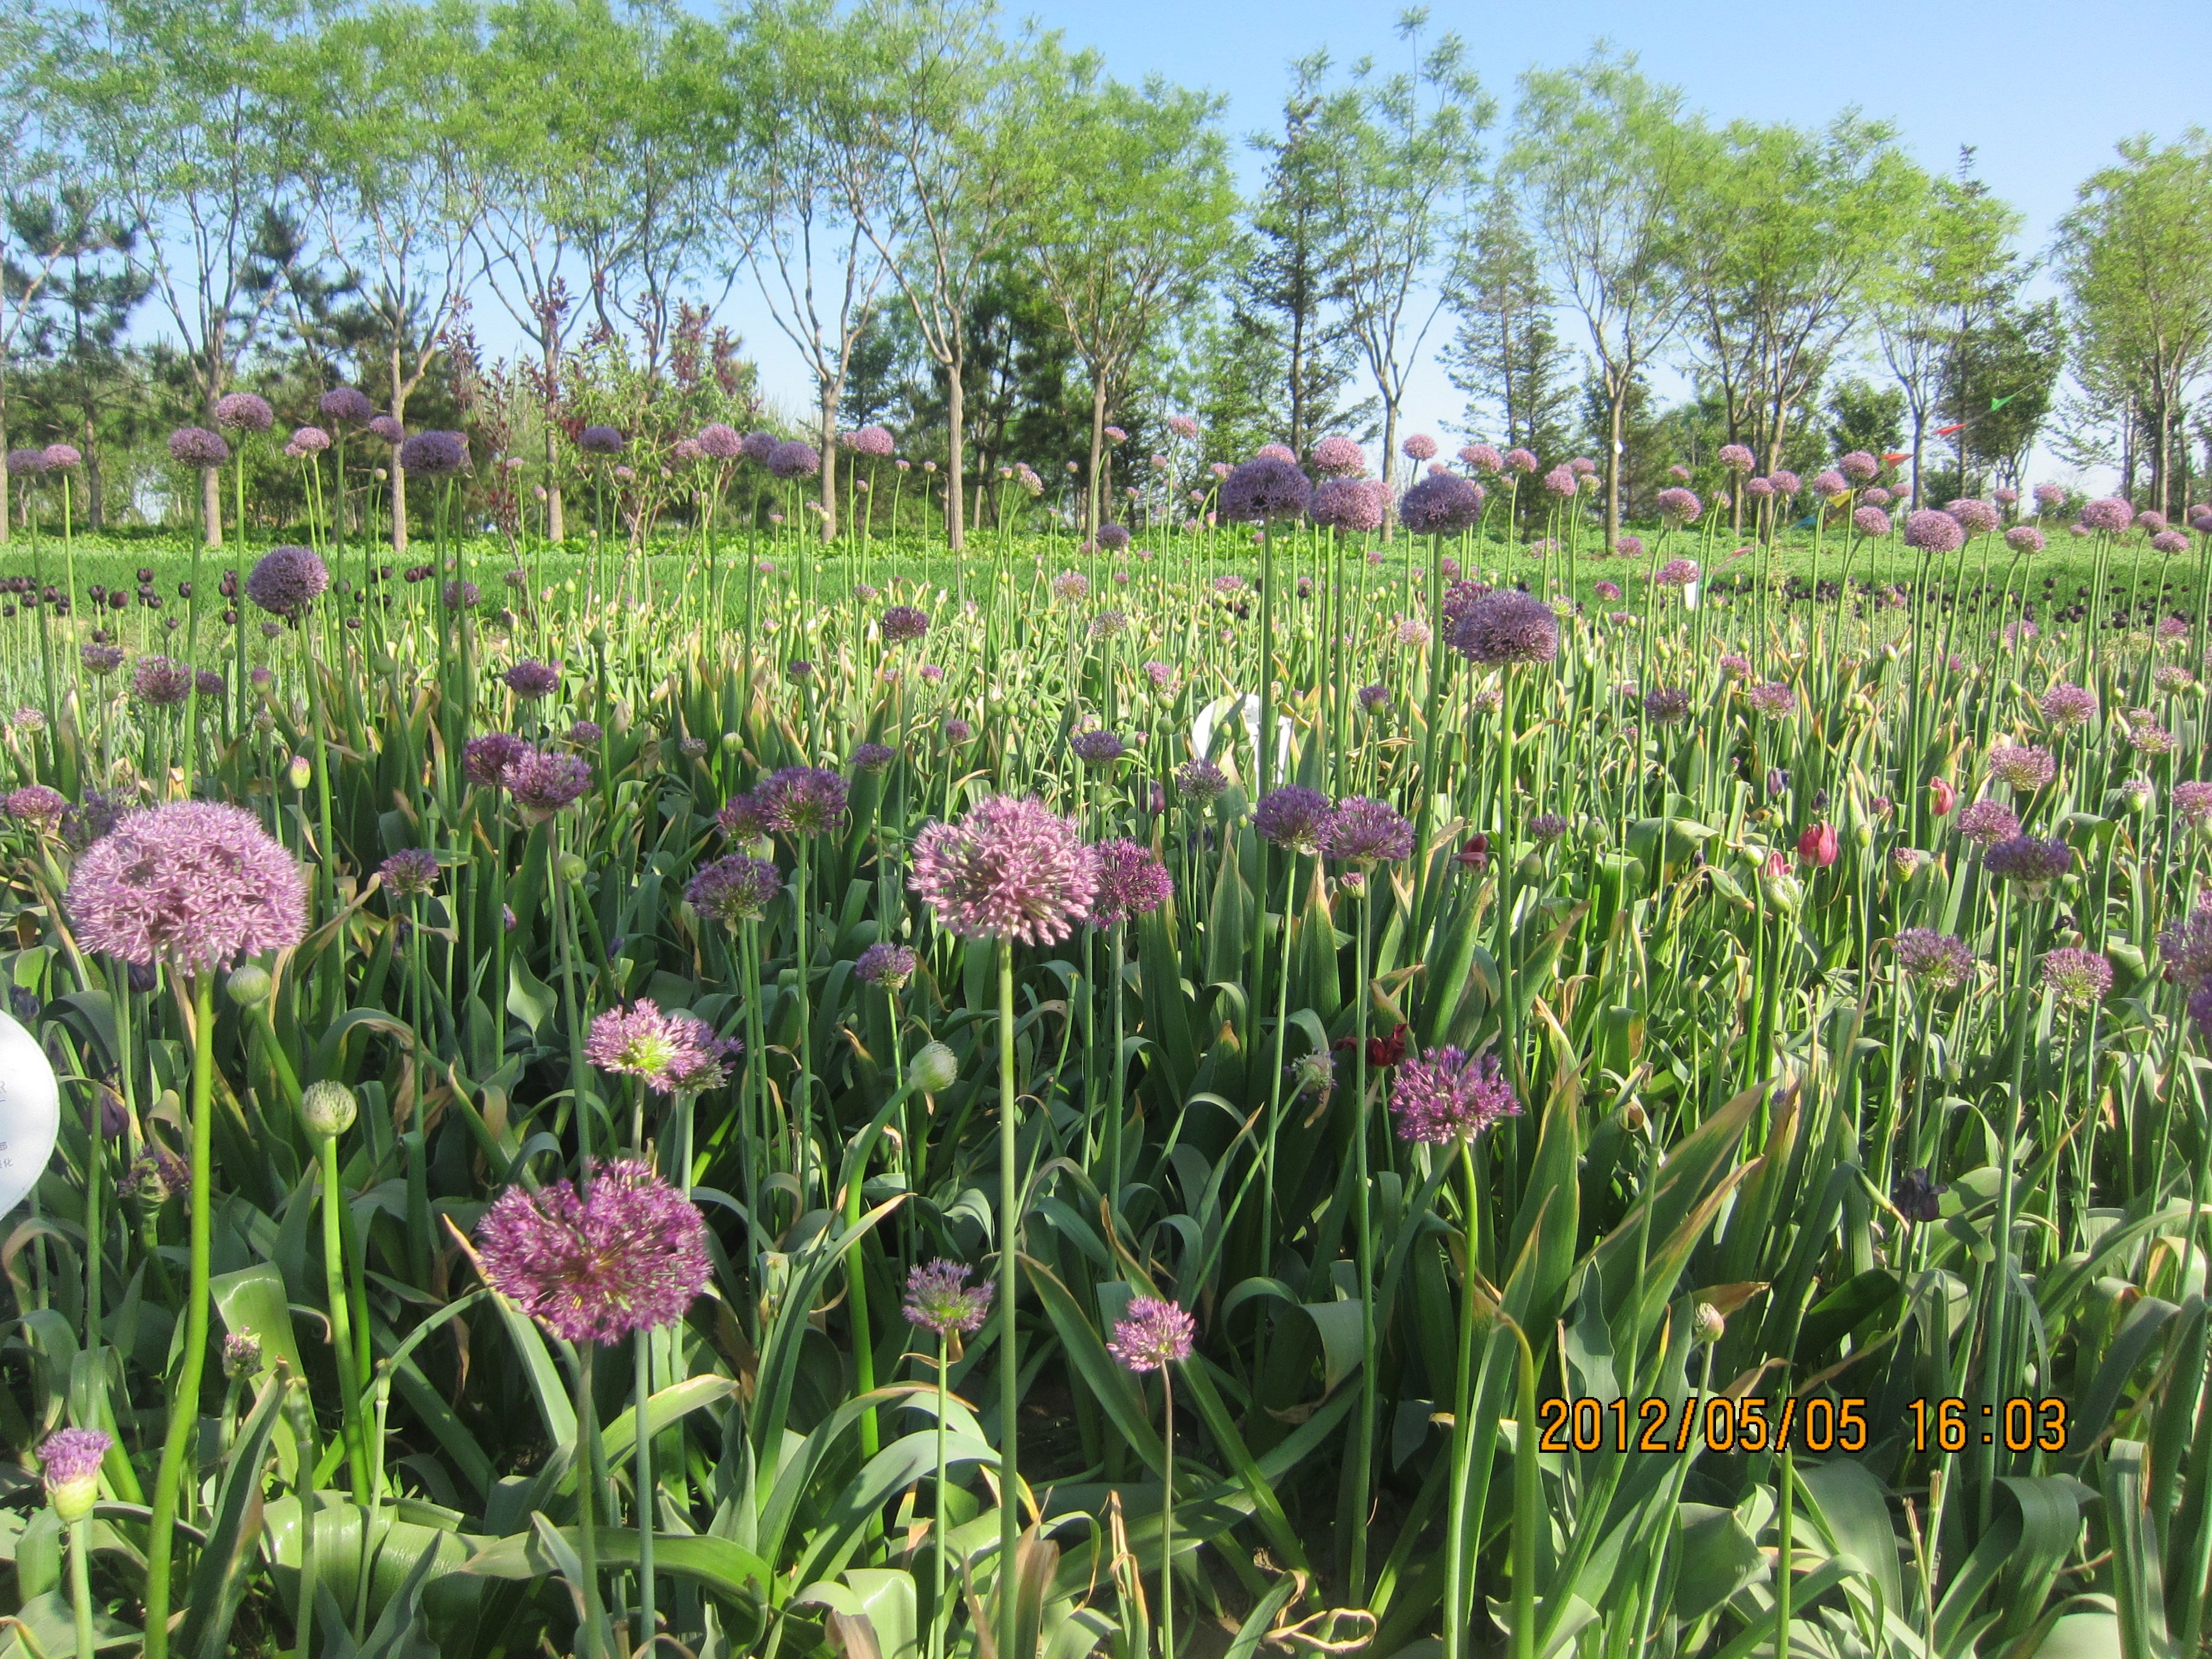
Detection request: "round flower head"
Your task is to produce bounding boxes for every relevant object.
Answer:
[577,425,626,457]
[504,659,561,700]
[686,854,782,925]
[568,719,603,746]
[81,641,124,677]
[508,748,592,816]
[1500,447,1537,474]
[1767,469,1800,495]
[1070,729,1125,769]
[212,391,273,433]
[1459,442,1502,473]
[1988,743,2056,793]
[1527,812,1570,845]
[1108,1295,1196,1373]
[1852,505,1893,538]
[1398,472,1485,534]
[941,717,974,745]
[464,731,531,791]
[1746,680,1796,718]
[1714,443,1754,473]
[39,1427,112,1521]
[476,1159,711,1342]
[169,426,230,468]
[5,447,50,478]
[1656,557,1701,586]
[1400,433,1438,461]
[1051,570,1090,603]
[767,440,820,479]
[1087,839,1173,924]
[737,431,777,464]
[1838,451,1879,483]
[2123,709,2176,755]
[586,1000,738,1093]
[1450,588,1559,666]
[1311,434,1366,477]
[2005,525,2046,555]
[848,423,895,458]
[67,801,308,973]
[1324,796,1413,863]
[1984,834,2073,896]
[286,426,331,458]
[2032,481,2066,511]
[1892,1168,1943,1224]
[1894,928,1974,991]
[367,415,404,445]
[1390,1047,1521,1144]
[1540,465,1577,498]
[904,1259,993,1336]
[399,430,469,476]
[696,423,743,460]
[1643,686,1692,726]
[1255,786,1334,854]
[2042,947,2112,1014]
[1358,681,1391,714]
[1094,523,1131,552]
[380,848,440,897]
[1175,758,1229,805]
[910,795,1097,945]
[4,784,68,825]
[2151,530,2189,555]
[1090,609,1130,641]
[128,654,186,707]
[245,546,329,620]
[851,742,897,773]
[2079,497,2133,534]
[1956,799,2020,845]
[320,386,375,424]
[757,766,848,837]
[2175,781,2212,831]
[880,604,930,645]
[1812,469,1847,499]
[854,941,917,989]
[1903,510,1965,554]
[1218,456,1312,523]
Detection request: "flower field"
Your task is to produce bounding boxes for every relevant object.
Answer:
[1,440,2211,1659]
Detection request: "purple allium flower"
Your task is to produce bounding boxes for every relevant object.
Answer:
[1311,434,1366,477]
[756,766,848,837]
[1390,1047,1521,1144]
[1851,506,1894,541]
[586,1000,737,1093]
[880,604,930,645]
[1142,660,1176,691]
[1252,443,1295,464]
[4,447,45,477]
[1090,609,1130,640]
[244,546,329,620]
[1956,799,2020,845]
[1094,522,1131,552]
[847,424,894,458]
[1894,928,1974,990]
[132,654,195,707]
[66,801,307,973]
[1746,680,1797,717]
[1324,796,1413,862]
[86,639,127,679]
[2151,530,2190,555]
[367,415,404,445]
[1892,1168,1943,1224]
[168,426,230,468]
[739,431,777,464]
[1401,433,1438,461]
[196,669,225,700]
[1718,443,1755,473]
[854,941,918,990]
[4,784,67,823]
[695,423,743,461]
[2004,525,2046,554]
[2174,781,2212,830]
[1358,681,1390,713]
[1614,534,1644,558]
[1643,686,1692,726]
[1768,469,1801,495]
[671,437,706,466]
[319,386,374,424]
[911,796,1095,945]
[567,719,603,746]
[1946,498,1998,537]
[60,791,119,851]
[2162,902,2212,993]
[1903,509,1964,553]
[1502,447,1538,474]
[1988,743,2056,793]
[1450,588,1559,666]
[2042,947,2113,1013]
[1175,759,1228,805]
[1656,557,1701,587]
[464,732,531,791]
[1812,469,1848,498]
[212,392,273,433]
[1718,653,1752,680]
[904,1259,993,1336]
[851,741,897,773]
[399,430,469,476]
[504,659,561,699]
[2123,709,2176,754]
[2032,482,2066,511]
[1254,786,1333,854]
[1107,1295,1196,1373]
[1527,812,1570,843]
[1166,414,1199,441]
[1218,456,1312,523]
[1984,834,2073,894]
[767,440,820,479]
[2137,509,2167,533]
[380,848,440,897]
[686,853,782,925]
[1595,580,1623,601]
[1070,729,1125,768]
[1460,442,1503,473]
[1540,465,1577,498]
[476,1159,711,1342]
[1050,569,1090,603]
[1839,451,1879,483]
[1398,472,1485,534]
[508,748,592,816]
[942,717,974,745]
[2079,497,2133,534]
[288,426,332,458]
[38,1427,112,1517]
[576,425,626,457]
[1086,839,1174,924]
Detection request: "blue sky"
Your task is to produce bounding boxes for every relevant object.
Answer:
[727,0,2212,480]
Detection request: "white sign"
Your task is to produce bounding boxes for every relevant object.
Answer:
[0,1009,60,1219]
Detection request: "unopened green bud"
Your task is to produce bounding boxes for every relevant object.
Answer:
[557,852,587,883]
[911,1041,959,1094]
[287,754,312,790]
[301,1079,358,1138]
[1694,1303,1726,1344]
[226,963,273,1007]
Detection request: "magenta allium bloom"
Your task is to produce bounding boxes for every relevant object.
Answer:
[4,784,67,823]
[1594,580,1622,600]
[1862,486,1892,508]
[1500,447,1537,474]
[1141,660,1176,691]
[168,426,230,468]
[37,442,78,472]
[1903,509,1965,554]
[756,766,848,837]
[477,1159,710,1342]
[2033,481,2066,511]
[1108,1295,1196,1373]
[1460,442,1503,473]
[1310,434,1366,477]
[880,605,930,645]
[1325,796,1414,862]
[1745,475,1775,498]
[2175,781,2212,829]
[1358,681,1390,712]
[1717,443,1755,473]
[2004,525,2046,554]
[911,796,1095,945]
[2151,530,2190,555]
[1956,799,2020,846]
[696,423,743,460]
[1451,589,1560,666]
[1643,686,1692,725]
[1812,469,1848,498]
[2162,902,2212,991]
[1254,786,1334,854]
[1894,928,1974,990]
[1390,1047,1521,1144]
[503,659,561,700]
[2136,509,2167,533]
[1050,570,1090,603]
[81,640,125,677]
[671,437,706,466]
[767,440,819,479]
[380,848,440,897]
[1614,534,1643,558]
[686,852,783,927]
[1247,443,1294,465]
[508,748,591,816]
[587,1000,737,1093]
[851,742,897,774]
[244,546,330,620]
[853,941,917,990]
[1527,812,1570,843]
[848,424,895,458]
[1988,743,2056,793]
[1086,839,1173,925]
[213,391,273,432]
[1540,465,1576,498]
[320,386,375,424]
[1175,758,1228,805]
[1165,413,1199,440]
[2042,947,2113,1013]
[903,1259,993,1336]
[132,654,195,707]
[39,1426,112,1514]
[67,801,307,973]
[1994,485,2019,506]
[2079,497,2133,534]
[1070,729,1126,769]
[1399,472,1485,534]
[1768,469,1801,495]
[942,716,974,745]
[1219,456,1312,523]
[1984,834,2073,894]
[2039,683,2097,728]
[576,425,625,456]
[367,415,404,444]
[1399,434,1437,463]
[400,430,469,477]
[1946,498,1998,537]
[1839,451,1879,483]
[1851,505,1893,538]
[735,431,775,464]
[1657,557,1701,587]
[464,732,531,791]
[1718,652,1752,680]
[1092,523,1132,554]
[1746,680,1796,717]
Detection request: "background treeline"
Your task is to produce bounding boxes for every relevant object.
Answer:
[1,0,2210,549]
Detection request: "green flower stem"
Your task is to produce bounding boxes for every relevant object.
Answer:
[1347,883,1375,1599]
[634,1327,657,1654]
[69,1515,95,1659]
[1510,1319,1538,1659]
[572,1342,614,1659]
[931,1333,951,1659]
[320,1131,372,1505]
[1159,1366,1178,1659]
[1442,1141,1481,1659]
[996,933,1020,1659]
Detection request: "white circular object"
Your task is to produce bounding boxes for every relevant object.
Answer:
[0,1009,60,1219]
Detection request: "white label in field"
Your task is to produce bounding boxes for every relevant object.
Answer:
[0,1010,60,1219]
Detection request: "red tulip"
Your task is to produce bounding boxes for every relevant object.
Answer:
[1798,821,1838,868]
[1929,777,1956,816]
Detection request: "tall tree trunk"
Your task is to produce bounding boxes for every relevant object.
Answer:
[82,409,104,529]
[946,358,966,552]
[203,466,223,548]
[819,389,839,542]
[1379,398,1398,537]
[0,382,12,545]
[1087,375,1106,537]
[1909,406,1926,509]
[390,352,410,557]
[1604,389,1624,552]
[543,335,566,542]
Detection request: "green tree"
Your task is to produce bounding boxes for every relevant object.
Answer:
[1823,375,1904,460]
[1443,183,1571,458]
[0,21,65,545]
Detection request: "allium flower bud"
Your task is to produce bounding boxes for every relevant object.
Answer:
[226,963,273,1006]
[1694,1304,1726,1344]
[911,1041,960,1094]
[301,1079,358,1137]
[39,1428,112,1523]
